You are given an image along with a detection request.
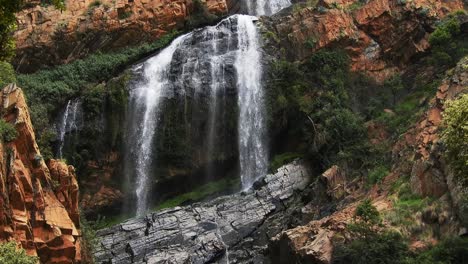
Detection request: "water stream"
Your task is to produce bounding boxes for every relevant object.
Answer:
[244,0,292,15]
[57,99,82,159]
[126,1,292,216]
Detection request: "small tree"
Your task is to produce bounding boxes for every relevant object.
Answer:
[0,120,17,142]
[0,242,38,264]
[442,94,468,186]
[355,199,380,224]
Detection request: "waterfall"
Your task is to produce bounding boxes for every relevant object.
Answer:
[245,0,292,16]
[126,35,188,216]
[126,15,266,216]
[235,15,268,189]
[57,99,82,159]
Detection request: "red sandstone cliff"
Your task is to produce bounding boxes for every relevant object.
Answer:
[0,84,81,263]
[14,0,230,72]
[262,0,464,82]
[269,56,468,264]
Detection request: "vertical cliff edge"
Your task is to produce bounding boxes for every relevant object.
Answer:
[0,84,81,263]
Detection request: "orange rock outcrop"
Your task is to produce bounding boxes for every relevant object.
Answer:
[263,0,464,82]
[14,0,229,72]
[0,84,81,263]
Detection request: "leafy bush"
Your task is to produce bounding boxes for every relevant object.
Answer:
[0,242,38,264]
[407,237,468,264]
[355,199,380,224]
[80,213,97,263]
[442,94,468,185]
[0,61,16,88]
[17,31,179,156]
[367,165,389,185]
[333,230,409,264]
[269,152,303,172]
[428,14,468,67]
[0,120,17,142]
[266,50,372,173]
[185,0,218,29]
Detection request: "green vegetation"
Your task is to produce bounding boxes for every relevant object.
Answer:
[0,120,17,142]
[269,152,303,172]
[154,177,239,211]
[16,31,179,158]
[366,165,390,185]
[80,213,97,263]
[355,199,380,224]
[334,199,468,264]
[185,0,218,29]
[407,237,468,264]
[333,230,409,264]
[428,13,468,67]
[267,50,374,174]
[386,184,430,228]
[0,0,64,61]
[0,61,16,88]
[334,200,409,264]
[0,241,38,264]
[441,94,468,185]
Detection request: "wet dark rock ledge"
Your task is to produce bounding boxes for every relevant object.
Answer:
[94,161,310,263]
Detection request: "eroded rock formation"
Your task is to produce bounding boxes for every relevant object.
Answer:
[14,0,231,72]
[94,161,310,263]
[265,56,468,264]
[0,85,81,263]
[261,0,464,81]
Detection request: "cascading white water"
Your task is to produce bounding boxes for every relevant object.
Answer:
[57,99,82,159]
[127,35,187,216]
[235,15,268,189]
[126,15,266,215]
[245,0,292,16]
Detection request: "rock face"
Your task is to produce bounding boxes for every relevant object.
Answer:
[94,161,310,263]
[14,0,231,72]
[393,57,467,198]
[269,198,391,264]
[266,57,468,264]
[0,85,81,263]
[261,0,464,81]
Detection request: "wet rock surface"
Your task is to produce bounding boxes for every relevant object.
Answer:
[94,161,310,263]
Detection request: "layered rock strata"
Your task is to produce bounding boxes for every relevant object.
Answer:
[94,161,310,263]
[14,0,230,72]
[0,85,81,263]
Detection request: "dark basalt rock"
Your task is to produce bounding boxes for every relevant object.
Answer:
[94,161,310,263]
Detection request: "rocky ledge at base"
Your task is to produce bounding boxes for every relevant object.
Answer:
[94,161,310,263]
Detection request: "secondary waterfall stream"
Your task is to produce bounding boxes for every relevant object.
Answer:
[126,0,292,216]
[57,99,82,159]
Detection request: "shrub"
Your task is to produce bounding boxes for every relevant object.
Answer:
[0,242,38,264]
[185,0,218,29]
[367,165,389,185]
[441,94,468,185]
[0,120,17,142]
[17,31,179,154]
[428,15,467,67]
[407,237,468,264]
[269,152,303,172]
[80,213,97,263]
[333,231,409,264]
[355,199,380,224]
[0,61,16,88]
